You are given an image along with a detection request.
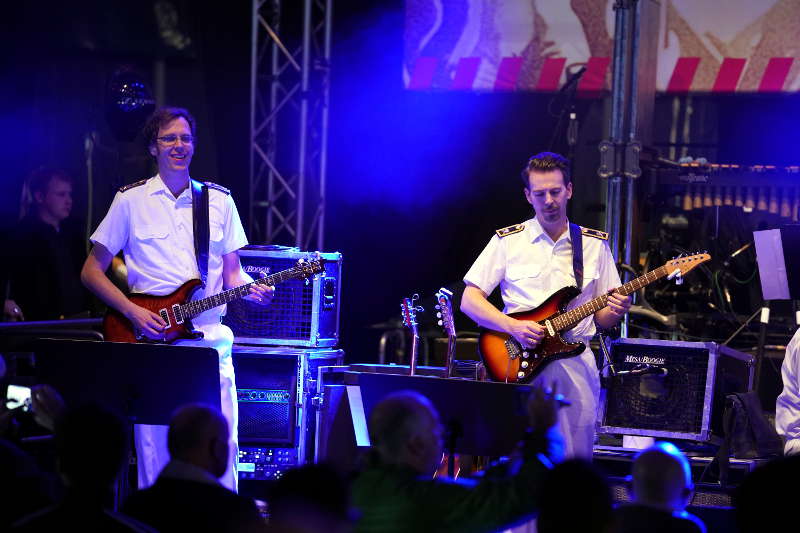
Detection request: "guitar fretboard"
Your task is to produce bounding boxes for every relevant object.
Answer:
[180,266,309,318]
[551,264,671,332]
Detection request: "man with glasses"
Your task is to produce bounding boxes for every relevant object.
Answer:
[81,107,274,491]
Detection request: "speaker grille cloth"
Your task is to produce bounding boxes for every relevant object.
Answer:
[605,345,709,433]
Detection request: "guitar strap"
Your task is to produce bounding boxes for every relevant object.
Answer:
[190,179,210,287]
[569,222,584,290]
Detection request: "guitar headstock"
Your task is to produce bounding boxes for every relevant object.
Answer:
[401,294,423,335]
[435,288,456,338]
[296,253,325,279]
[662,252,711,278]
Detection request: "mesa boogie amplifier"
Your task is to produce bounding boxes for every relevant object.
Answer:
[233,345,343,480]
[598,338,754,443]
[223,247,342,347]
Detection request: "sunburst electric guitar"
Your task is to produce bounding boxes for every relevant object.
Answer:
[103,257,324,343]
[479,253,710,383]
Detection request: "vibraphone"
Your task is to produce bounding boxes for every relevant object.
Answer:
[659,163,800,220]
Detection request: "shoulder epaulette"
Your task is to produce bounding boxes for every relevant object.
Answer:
[495,223,525,238]
[118,179,148,193]
[203,181,230,195]
[580,226,608,240]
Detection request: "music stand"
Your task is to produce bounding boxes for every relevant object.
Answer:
[356,373,533,475]
[32,338,221,503]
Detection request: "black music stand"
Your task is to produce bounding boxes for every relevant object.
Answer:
[356,373,533,475]
[32,338,221,503]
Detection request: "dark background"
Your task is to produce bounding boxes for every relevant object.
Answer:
[2,1,800,362]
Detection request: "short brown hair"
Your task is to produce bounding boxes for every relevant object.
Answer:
[27,167,73,196]
[142,106,196,147]
[520,151,571,187]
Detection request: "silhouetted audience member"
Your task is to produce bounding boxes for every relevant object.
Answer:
[123,403,265,532]
[267,463,354,533]
[537,459,613,533]
[0,384,66,528]
[735,455,800,532]
[611,442,706,533]
[12,403,153,531]
[350,386,564,533]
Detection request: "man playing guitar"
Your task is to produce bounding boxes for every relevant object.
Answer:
[81,107,274,491]
[461,151,631,458]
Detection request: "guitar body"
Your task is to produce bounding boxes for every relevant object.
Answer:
[103,279,205,344]
[479,286,585,383]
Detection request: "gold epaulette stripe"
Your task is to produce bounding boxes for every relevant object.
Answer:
[580,227,608,240]
[118,179,148,193]
[495,224,525,238]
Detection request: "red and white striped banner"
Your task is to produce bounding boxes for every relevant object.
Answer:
[405,1,800,93]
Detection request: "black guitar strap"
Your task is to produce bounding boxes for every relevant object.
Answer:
[569,222,584,290]
[190,179,210,287]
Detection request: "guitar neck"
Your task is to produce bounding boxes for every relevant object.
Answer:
[551,264,672,332]
[181,267,304,318]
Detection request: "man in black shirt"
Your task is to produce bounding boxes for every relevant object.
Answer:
[6,168,90,321]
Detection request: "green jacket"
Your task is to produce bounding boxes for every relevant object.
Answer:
[351,432,555,533]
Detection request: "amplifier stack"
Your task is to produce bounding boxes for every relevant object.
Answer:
[229,247,344,482]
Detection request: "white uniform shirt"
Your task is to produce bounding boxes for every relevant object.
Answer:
[464,217,621,342]
[776,328,800,455]
[90,175,248,324]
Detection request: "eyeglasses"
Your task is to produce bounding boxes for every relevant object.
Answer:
[156,134,194,146]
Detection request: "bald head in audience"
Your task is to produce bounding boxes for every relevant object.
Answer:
[368,391,444,476]
[167,404,229,479]
[631,442,693,511]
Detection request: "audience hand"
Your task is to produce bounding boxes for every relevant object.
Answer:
[526,382,562,432]
[3,299,24,321]
[31,385,66,432]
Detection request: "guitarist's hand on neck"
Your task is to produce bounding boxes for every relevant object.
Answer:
[594,290,632,330]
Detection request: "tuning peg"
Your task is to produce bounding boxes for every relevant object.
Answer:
[437,320,443,326]
[436,312,442,318]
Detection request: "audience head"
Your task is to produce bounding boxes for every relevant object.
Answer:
[368,391,443,476]
[167,403,229,479]
[631,442,693,511]
[537,459,613,533]
[735,455,799,532]
[268,463,354,533]
[24,167,73,225]
[56,404,128,492]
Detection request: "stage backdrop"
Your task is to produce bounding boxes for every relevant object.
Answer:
[404,0,800,93]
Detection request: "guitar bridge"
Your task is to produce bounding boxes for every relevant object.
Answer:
[505,338,522,359]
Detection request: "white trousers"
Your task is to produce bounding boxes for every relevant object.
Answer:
[531,347,600,459]
[134,320,239,491]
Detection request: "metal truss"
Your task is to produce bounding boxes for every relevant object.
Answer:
[250,0,331,250]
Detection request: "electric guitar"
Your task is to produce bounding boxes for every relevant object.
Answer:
[435,287,456,378]
[479,253,711,383]
[103,257,324,343]
[401,295,422,376]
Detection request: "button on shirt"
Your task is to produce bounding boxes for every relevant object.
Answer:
[464,217,620,342]
[90,175,248,323]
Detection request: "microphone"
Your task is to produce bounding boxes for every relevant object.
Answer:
[558,65,587,95]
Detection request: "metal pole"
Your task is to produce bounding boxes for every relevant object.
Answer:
[296,0,312,248]
[249,0,259,239]
[317,0,333,251]
[605,2,630,262]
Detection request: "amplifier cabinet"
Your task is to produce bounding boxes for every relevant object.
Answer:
[233,345,343,479]
[223,248,342,347]
[597,339,754,443]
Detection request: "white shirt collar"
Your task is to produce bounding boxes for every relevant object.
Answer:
[529,217,572,244]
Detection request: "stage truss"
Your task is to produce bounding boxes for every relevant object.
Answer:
[249,0,332,249]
